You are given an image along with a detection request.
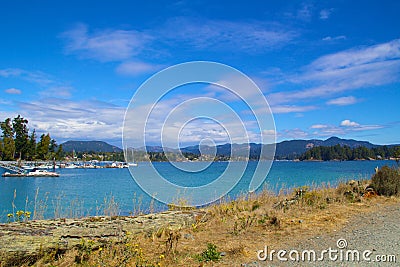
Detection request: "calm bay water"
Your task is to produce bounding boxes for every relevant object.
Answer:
[0,160,396,222]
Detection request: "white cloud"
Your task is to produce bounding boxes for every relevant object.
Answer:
[271,105,316,114]
[39,86,73,98]
[4,88,22,95]
[262,129,277,136]
[268,38,400,105]
[61,24,153,62]
[285,120,385,140]
[308,39,400,71]
[123,93,276,147]
[0,68,53,86]
[116,61,163,76]
[340,119,360,127]
[60,20,297,81]
[17,98,125,142]
[284,3,314,21]
[297,3,313,20]
[310,124,328,129]
[0,68,75,99]
[322,35,346,41]
[280,128,309,139]
[0,69,23,77]
[62,20,296,62]
[160,17,297,53]
[319,9,333,20]
[327,96,358,106]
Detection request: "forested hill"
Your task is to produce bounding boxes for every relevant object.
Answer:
[274,136,378,159]
[299,144,400,161]
[180,136,380,159]
[61,141,122,153]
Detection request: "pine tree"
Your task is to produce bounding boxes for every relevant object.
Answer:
[37,133,51,160]
[27,129,37,160]
[56,144,63,160]
[13,115,29,160]
[0,118,15,160]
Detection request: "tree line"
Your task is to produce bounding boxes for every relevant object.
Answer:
[0,115,63,161]
[299,144,400,161]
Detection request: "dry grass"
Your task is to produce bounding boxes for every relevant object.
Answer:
[18,181,400,266]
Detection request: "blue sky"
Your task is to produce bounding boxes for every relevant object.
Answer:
[0,0,399,147]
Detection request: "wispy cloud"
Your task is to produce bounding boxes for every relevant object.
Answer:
[327,96,359,106]
[62,19,297,63]
[319,8,333,20]
[39,86,73,98]
[310,124,328,129]
[279,128,310,139]
[0,68,54,86]
[297,3,313,21]
[161,17,297,52]
[4,88,22,95]
[307,39,400,72]
[0,68,74,98]
[284,3,314,21]
[123,92,275,147]
[271,105,316,114]
[17,98,125,142]
[116,61,163,76]
[61,24,153,62]
[307,120,384,137]
[322,35,346,41]
[268,38,400,105]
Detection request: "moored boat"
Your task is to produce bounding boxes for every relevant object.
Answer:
[27,168,59,177]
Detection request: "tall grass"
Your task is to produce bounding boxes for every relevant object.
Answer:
[2,188,160,223]
[4,179,399,267]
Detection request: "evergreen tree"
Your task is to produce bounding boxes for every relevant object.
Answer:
[0,139,3,159]
[13,115,29,159]
[56,144,63,160]
[0,118,15,160]
[27,129,37,160]
[37,133,51,160]
[49,139,57,153]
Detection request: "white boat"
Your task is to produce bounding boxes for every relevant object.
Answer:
[65,164,78,169]
[125,148,138,167]
[37,164,59,169]
[22,165,35,171]
[83,164,96,169]
[27,168,59,177]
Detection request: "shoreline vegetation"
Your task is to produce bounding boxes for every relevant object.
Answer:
[0,165,399,266]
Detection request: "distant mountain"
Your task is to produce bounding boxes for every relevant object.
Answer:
[275,136,377,159]
[61,141,122,153]
[181,143,273,159]
[321,136,376,148]
[63,136,380,158]
[183,136,378,159]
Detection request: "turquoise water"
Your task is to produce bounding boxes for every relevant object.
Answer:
[0,160,396,222]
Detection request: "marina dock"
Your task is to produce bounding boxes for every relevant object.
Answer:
[0,162,60,177]
[2,172,59,177]
[0,162,25,174]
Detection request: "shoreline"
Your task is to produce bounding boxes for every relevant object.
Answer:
[1,179,399,266]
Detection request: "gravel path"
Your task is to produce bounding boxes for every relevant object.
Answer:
[249,203,400,267]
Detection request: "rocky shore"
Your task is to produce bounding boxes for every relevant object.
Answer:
[0,210,205,266]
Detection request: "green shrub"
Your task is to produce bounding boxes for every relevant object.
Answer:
[196,243,221,262]
[371,166,400,196]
